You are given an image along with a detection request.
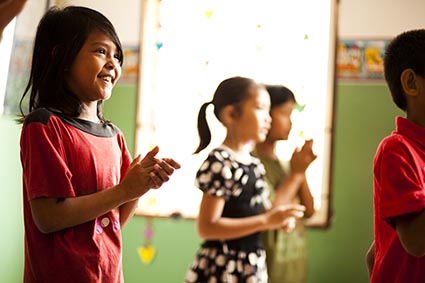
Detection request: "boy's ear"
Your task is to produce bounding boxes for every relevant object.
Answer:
[401,69,418,96]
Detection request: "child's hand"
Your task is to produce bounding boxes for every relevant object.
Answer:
[119,146,180,199]
[265,204,305,230]
[281,217,296,233]
[139,146,181,189]
[290,139,317,174]
[148,157,181,188]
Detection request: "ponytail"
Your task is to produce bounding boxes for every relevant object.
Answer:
[193,76,255,154]
[193,101,212,154]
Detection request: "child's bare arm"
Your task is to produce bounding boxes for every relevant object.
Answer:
[30,147,180,233]
[0,0,27,31]
[274,175,314,218]
[274,139,316,214]
[366,241,375,279]
[273,172,304,206]
[197,194,305,240]
[298,179,315,218]
[30,187,134,233]
[395,209,425,257]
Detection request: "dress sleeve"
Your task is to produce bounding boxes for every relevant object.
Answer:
[195,149,242,200]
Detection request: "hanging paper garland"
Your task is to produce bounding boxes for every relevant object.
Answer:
[203,9,214,19]
[155,20,163,51]
[255,23,264,53]
[155,41,163,50]
[294,103,306,112]
[137,217,156,264]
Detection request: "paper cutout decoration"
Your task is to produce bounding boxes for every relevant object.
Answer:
[204,9,214,18]
[138,217,155,264]
[138,245,156,264]
[144,222,154,239]
[295,104,306,112]
[155,41,163,50]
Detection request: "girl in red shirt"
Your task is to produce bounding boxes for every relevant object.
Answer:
[19,6,180,283]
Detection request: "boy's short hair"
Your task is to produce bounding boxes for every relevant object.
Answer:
[384,29,425,111]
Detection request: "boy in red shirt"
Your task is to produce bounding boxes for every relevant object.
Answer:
[366,29,425,283]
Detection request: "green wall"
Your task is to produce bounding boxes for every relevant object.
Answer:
[0,83,403,282]
[306,84,402,283]
[104,84,138,154]
[0,117,24,283]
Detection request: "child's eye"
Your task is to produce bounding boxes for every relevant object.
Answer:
[258,105,269,111]
[97,48,106,54]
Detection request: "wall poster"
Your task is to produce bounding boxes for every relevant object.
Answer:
[337,39,390,81]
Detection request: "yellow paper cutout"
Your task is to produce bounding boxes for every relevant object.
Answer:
[147,196,157,207]
[204,10,214,18]
[138,245,156,264]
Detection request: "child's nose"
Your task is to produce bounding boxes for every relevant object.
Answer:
[266,113,272,124]
[105,59,119,70]
[106,61,115,69]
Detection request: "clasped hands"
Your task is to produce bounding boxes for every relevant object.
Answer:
[121,146,181,199]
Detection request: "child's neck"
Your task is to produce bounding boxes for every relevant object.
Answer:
[254,140,277,159]
[222,138,254,162]
[78,103,101,123]
[406,111,425,128]
[222,137,247,153]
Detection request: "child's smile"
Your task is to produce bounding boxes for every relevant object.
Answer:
[65,30,122,105]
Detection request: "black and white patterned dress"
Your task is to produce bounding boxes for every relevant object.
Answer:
[185,146,270,283]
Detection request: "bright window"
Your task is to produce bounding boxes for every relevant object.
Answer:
[135,0,338,228]
[0,20,16,114]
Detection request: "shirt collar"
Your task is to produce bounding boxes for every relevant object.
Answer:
[395,116,425,145]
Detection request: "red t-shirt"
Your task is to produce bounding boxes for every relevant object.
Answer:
[20,108,132,283]
[372,117,425,283]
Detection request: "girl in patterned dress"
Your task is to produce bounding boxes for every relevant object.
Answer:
[184,76,307,283]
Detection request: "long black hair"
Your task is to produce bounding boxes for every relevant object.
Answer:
[18,6,123,123]
[193,76,257,154]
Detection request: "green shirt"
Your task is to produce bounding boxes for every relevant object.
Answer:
[256,156,308,283]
